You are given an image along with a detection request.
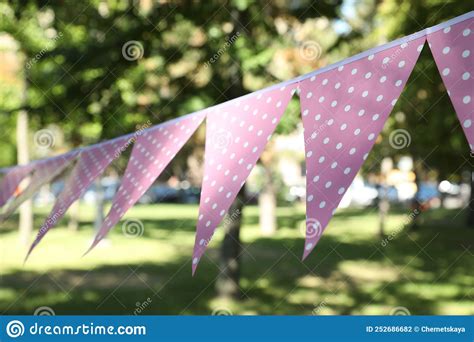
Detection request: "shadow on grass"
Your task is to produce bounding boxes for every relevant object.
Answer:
[0,207,473,315]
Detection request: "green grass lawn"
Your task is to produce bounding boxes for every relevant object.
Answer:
[0,203,473,315]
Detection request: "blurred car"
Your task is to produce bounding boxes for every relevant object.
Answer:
[50,180,65,197]
[83,177,120,204]
[338,176,379,208]
[438,180,468,209]
[286,185,306,202]
[179,187,201,204]
[376,185,399,203]
[137,185,181,204]
[416,182,440,202]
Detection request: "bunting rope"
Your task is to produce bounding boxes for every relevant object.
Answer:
[0,11,472,274]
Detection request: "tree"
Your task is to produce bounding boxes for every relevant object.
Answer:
[16,106,32,245]
[0,0,343,295]
[332,0,473,227]
[374,1,473,227]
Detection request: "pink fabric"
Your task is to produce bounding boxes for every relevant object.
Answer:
[427,17,473,151]
[0,152,78,220]
[300,36,426,259]
[1,13,469,268]
[191,86,295,274]
[86,113,205,253]
[0,164,35,207]
[25,137,130,260]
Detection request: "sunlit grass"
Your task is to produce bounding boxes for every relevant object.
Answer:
[0,203,473,315]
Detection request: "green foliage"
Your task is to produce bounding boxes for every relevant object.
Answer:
[1,0,470,181]
[345,0,474,179]
[1,204,472,314]
[0,0,342,166]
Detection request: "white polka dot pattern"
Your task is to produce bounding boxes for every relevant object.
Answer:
[25,136,130,260]
[191,86,295,274]
[427,18,473,151]
[87,113,205,253]
[0,152,79,221]
[3,15,471,269]
[300,36,426,260]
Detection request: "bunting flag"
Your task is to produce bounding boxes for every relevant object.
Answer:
[0,11,470,273]
[0,152,78,221]
[191,86,296,273]
[0,164,35,207]
[85,112,205,253]
[299,36,426,259]
[427,17,473,151]
[24,137,131,261]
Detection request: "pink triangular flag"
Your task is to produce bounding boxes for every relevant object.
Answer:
[0,152,78,221]
[25,136,130,260]
[192,86,295,274]
[427,17,473,151]
[85,112,205,254]
[0,164,35,207]
[300,36,425,259]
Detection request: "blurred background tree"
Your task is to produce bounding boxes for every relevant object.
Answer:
[331,0,474,228]
[0,0,344,298]
[0,0,472,306]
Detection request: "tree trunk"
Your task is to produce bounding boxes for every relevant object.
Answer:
[38,184,50,206]
[259,147,277,236]
[411,160,423,231]
[378,187,389,238]
[68,200,80,231]
[216,185,245,299]
[215,7,248,299]
[378,158,392,237]
[259,183,277,236]
[17,109,33,245]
